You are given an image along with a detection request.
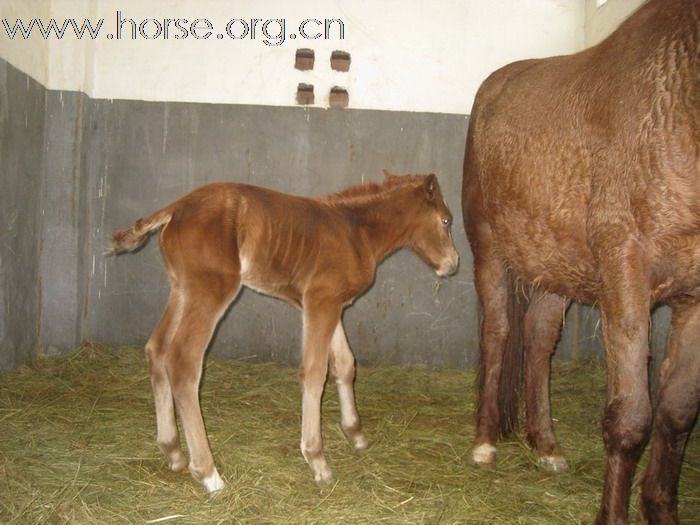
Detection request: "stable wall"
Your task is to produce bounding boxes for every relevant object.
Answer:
[1,1,650,370]
[1,60,602,369]
[2,0,584,114]
[0,60,45,370]
[584,0,646,46]
[2,59,477,367]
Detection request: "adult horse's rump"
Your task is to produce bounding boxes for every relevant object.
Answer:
[462,0,699,523]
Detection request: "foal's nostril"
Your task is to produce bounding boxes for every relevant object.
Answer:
[447,254,459,275]
[436,254,459,277]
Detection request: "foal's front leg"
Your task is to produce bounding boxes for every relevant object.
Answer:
[299,300,342,483]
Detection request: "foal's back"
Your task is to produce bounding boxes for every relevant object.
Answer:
[159,183,371,307]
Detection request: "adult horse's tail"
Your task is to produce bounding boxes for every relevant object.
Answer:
[109,206,174,254]
[495,269,528,437]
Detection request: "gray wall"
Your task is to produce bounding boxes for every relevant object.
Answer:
[2,57,634,372]
[0,59,45,371]
[39,89,90,356]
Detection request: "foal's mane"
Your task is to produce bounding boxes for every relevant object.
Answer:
[320,174,426,207]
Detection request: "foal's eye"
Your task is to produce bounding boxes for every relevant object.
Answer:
[441,217,450,226]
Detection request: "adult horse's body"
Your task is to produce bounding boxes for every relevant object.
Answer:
[112,172,458,492]
[462,0,699,522]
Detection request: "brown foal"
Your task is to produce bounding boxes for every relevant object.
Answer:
[112,172,459,492]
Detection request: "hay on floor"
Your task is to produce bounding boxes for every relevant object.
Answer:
[0,343,698,524]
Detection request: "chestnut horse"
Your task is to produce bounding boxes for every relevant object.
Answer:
[463,0,699,523]
[112,172,458,492]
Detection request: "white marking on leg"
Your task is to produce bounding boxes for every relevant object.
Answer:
[240,254,250,275]
[472,443,497,465]
[201,468,224,493]
[301,385,334,483]
[538,455,568,473]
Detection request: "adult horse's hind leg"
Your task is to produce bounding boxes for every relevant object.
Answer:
[329,322,368,451]
[595,240,653,524]
[470,229,511,467]
[523,290,570,472]
[166,275,240,493]
[640,302,700,524]
[146,290,187,473]
[299,298,342,483]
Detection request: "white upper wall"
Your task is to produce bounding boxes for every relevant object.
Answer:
[0,0,51,85]
[2,0,587,114]
[584,0,645,47]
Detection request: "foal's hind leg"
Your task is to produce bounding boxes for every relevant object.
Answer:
[640,302,700,525]
[329,322,368,451]
[523,290,570,473]
[166,276,240,492]
[299,298,342,483]
[146,291,187,473]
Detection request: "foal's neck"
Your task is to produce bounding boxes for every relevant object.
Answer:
[342,192,413,263]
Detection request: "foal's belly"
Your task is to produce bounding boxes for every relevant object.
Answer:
[241,274,303,309]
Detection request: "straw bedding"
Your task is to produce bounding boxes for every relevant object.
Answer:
[1,343,698,524]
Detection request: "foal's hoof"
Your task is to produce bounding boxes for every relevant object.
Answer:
[538,455,568,473]
[471,443,497,468]
[199,468,225,493]
[313,463,335,484]
[351,432,369,451]
[169,452,187,473]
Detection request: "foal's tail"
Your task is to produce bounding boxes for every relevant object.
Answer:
[109,206,174,255]
[496,269,529,437]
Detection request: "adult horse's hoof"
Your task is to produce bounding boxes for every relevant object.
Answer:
[471,443,497,468]
[538,454,568,473]
[639,492,679,525]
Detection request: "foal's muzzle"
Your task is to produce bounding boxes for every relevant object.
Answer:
[436,252,459,277]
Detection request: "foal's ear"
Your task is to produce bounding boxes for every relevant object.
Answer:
[424,173,437,201]
[383,169,399,180]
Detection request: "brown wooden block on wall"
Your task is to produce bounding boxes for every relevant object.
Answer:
[329,87,349,108]
[296,83,314,105]
[330,50,351,72]
[295,49,315,70]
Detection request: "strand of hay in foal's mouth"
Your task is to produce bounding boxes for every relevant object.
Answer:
[0,343,698,524]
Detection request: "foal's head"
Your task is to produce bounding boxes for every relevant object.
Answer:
[396,172,459,277]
